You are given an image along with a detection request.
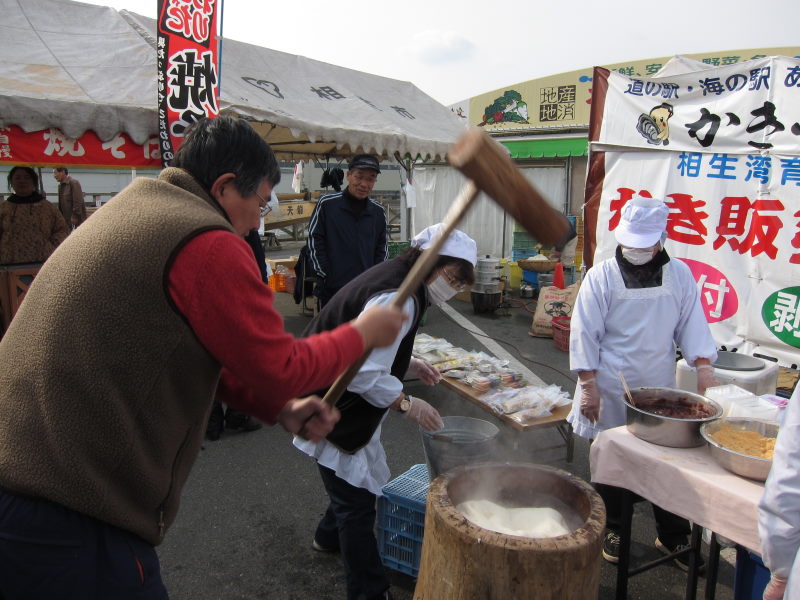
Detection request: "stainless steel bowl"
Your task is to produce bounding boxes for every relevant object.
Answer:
[700,418,778,481]
[625,387,722,448]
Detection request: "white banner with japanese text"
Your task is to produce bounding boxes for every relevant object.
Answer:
[156,0,221,167]
[596,56,800,155]
[590,56,800,367]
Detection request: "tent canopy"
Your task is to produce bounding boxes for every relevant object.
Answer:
[0,0,466,160]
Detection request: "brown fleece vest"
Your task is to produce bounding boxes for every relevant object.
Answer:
[0,168,234,545]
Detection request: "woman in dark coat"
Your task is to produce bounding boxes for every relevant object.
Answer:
[0,166,68,264]
[294,223,477,600]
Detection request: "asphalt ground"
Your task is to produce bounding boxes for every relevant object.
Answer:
[157,240,739,600]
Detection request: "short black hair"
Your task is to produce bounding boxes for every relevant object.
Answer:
[7,166,40,193]
[54,167,69,174]
[171,116,281,196]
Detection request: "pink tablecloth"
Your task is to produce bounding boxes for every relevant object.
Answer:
[590,426,764,553]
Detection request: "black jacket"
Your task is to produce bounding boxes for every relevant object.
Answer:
[306,188,387,298]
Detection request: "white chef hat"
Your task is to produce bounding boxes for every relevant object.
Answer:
[412,223,478,266]
[614,195,668,248]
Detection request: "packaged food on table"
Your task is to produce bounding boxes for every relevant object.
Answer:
[413,333,454,354]
[416,348,453,364]
[432,349,477,372]
[444,369,467,379]
[499,369,524,386]
[497,396,533,414]
[464,372,492,393]
[486,374,502,388]
[433,359,462,372]
[483,385,572,416]
[508,406,554,425]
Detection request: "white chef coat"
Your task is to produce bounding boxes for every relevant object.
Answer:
[567,256,717,440]
[759,383,800,595]
[293,291,417,495]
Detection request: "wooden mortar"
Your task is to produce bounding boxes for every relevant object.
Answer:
[414,462,606,599]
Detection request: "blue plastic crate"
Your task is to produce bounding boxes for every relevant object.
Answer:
[377,464,429,577]
[512,230,537,245]
[522,269,538,285]
[734,548,770,600]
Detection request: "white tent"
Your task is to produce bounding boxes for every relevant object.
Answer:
[411,164,567,259]
[0,0,466,160]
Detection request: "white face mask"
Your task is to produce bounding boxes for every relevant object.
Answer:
[427,274,458,305]
[621,246,657,265]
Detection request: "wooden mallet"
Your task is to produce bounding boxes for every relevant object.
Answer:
[321,127,571,407]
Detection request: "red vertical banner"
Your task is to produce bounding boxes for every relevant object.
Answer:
[156,0,221,167]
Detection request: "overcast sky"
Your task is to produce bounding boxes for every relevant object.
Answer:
[83,0,799,106]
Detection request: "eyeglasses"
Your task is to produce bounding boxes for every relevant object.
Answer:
[441,268,468,292]
[350,172,378,184]
[255,191,273,218]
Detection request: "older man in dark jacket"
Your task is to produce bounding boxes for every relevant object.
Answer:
[307,154,388,308]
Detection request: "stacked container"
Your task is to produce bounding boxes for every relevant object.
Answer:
[473,255,501,294]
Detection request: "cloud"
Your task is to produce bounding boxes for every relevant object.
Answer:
[398,30,475,65]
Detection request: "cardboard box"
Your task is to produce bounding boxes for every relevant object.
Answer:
[267,257,298,273]
[455,286,473,303]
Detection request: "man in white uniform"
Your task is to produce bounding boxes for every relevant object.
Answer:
[568,195,718,568]
[758,382,800,600]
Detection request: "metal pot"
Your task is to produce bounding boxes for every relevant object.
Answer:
[700,418,778,481]
[625,387,722,448]
[520,284,535,298]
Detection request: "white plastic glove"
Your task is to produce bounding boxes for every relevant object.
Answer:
[763,575,787,600]
[406,357,441,385]
[405,396,444,431]
[579,377,601,424]
[696,364,719,396]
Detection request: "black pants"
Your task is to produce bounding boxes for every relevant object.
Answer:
[316,465,389,600]
[595,482,690,546]
[0,490,168,600]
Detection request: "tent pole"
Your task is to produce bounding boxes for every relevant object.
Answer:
[407,159,414,241]
[502,212,507,258]
[565,156,572,215]
[394,152,412,241]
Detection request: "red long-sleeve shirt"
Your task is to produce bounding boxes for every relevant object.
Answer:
[167,230,363,424]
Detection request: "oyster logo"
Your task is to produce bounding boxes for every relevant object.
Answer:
[636,103,673,146]
[677,258,738,323]
[761,286,800,349]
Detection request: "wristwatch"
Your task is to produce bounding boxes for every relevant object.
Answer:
[398,394,412,414]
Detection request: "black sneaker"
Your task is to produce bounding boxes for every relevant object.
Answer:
[311,538,339,553]
[655,537,706,574]
[225,413,262,433]
[602,530,621,563]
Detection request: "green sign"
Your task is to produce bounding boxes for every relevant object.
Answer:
[762,286,800,349]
